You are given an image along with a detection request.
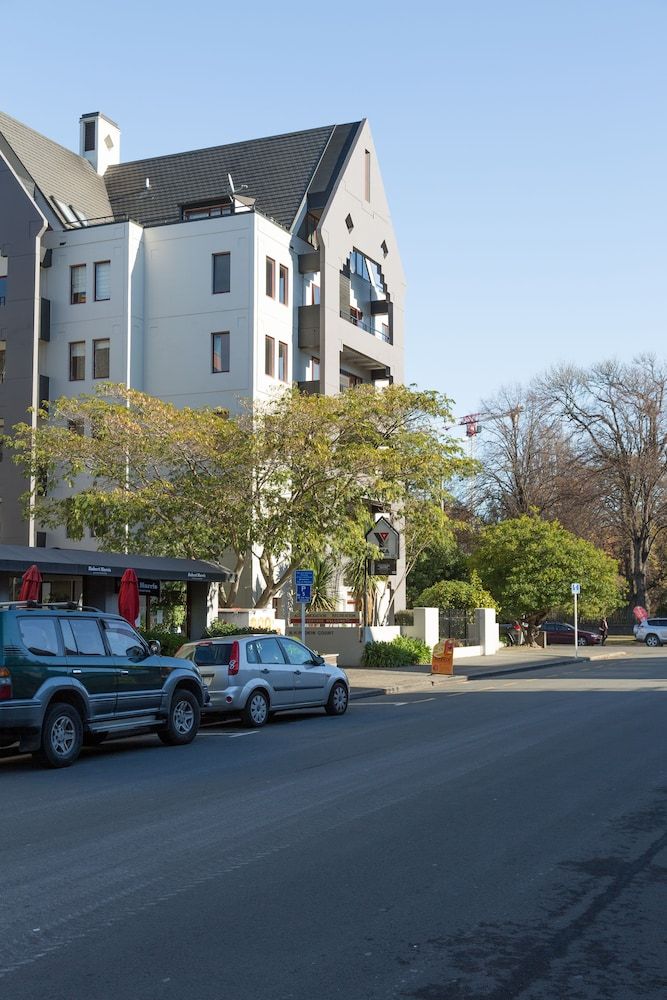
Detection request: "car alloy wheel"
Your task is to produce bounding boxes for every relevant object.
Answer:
[243,690,269,728]
[325,681,349,716]
[37,702,84,768]
[645,634,661,647]
[173,698,195,736]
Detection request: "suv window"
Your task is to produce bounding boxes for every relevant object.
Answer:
[102,619,145,658]
[18,617,60,656]
[280,638,315,665]
[247,638,285,664]
[61,618,106,656]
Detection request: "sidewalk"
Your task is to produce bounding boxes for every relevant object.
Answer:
[346,645,629,699]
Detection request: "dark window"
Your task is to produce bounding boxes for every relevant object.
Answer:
[266,257,275,298]
[93,339,110,379]
[265,336,275,377]
[0,340,5,381]
[18,618,59,656]
[62,618,106,656]
[102,620,145,658]
[84,120,96,152]
[278,342,288,382]
[212,253,230,294]
[279,638,315,665]
[94,261,110,301]
[184,204,233,220]
[70,264,86,304]
[0,275,6,306]
[247,637,285,664]
[311,356,320,380]
[68,419,84,436]
[364,149,371,201]
[69,342,85,381]
[212,332,230,373]
[279,264,288,305]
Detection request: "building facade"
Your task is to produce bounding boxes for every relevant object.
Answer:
[0,110,405,607]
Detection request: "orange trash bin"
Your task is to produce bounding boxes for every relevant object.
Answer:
[431,639,455,676]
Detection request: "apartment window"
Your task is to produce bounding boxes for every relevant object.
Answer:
[0,340,5,382]
[70,265,86,304]
[184,203,232,220]
[94,261,110,301]
[340,369,363,392]
[266,257,275,298]
[265,336,275,377]
[311,284,320,305]
[381,323,390,342]
[0,275,6,307]
[364,149,371,201]
[212,253,231,294]
[212,332,230,373]
[279,264,288,305]
[350,306,363,326]
[278,341,288,382]
[93,339,110,379]
[311,357,320,381]
[69,342,85,381]
[84,120,96,152]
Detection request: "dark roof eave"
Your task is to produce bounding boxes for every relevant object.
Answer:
[0,545,234,583]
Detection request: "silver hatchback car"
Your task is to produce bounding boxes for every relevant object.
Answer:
[175,634,350,727]
[633,617,667,647]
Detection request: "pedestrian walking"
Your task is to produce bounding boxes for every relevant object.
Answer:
[599,616,609,645]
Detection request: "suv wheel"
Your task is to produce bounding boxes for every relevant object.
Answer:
[325,681,349,716]
[242,689,270,728]
[36,702,84,768]
[158,689,200,746]
[645,634,661,648]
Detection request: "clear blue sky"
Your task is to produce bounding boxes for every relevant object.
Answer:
[4,0,666,418]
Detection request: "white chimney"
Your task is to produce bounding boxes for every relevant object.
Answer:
[79,112,121,175]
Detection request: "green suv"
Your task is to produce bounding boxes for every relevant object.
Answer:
[0,602,207,768]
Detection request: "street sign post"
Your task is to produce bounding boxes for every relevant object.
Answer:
[571,582,581,656]
[294,570,315,644]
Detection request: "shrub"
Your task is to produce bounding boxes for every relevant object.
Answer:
[416,571,497,612]
[139,628,188,657]
[361,635,431,668]
[203,620,279,638]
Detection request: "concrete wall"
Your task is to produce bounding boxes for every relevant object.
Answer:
[0,150,47,544]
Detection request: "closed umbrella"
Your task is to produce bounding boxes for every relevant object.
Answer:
[118,569,140,626]
[18,564,42,602]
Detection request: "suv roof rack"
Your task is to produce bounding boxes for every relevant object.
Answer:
[0,601,103,612]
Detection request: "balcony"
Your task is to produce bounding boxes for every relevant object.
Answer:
[298,304,320,350]
[339,310,391,344]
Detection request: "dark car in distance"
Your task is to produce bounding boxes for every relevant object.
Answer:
[540,621,602,646]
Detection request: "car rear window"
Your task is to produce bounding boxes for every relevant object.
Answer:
[194,644,231,666]
[18,617,60,656]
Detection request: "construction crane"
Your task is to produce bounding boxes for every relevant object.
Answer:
[447,407,523,457]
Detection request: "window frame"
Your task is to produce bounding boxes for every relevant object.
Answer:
[94,260,111,302]
[278,341,289,383]
[93,338,110,379]
[70,264,86,305]
[266,256,276,298]
[69,341,85,381]
[265,335,275,377]
[212,252,231,295]
[211,331,230,373]
[279,264,288,305]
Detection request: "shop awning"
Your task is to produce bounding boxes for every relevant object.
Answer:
[0,545,235,583]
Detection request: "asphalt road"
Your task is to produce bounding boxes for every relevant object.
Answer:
[1,656,666,1000]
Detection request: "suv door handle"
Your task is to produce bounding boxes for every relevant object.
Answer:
[260,668,270,674]
[120,669,130,674]
[72,669,82,675]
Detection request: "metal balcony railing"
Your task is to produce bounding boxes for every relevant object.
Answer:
[339,310,391,343]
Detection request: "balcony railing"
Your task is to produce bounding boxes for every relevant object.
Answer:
[339,311,391,343]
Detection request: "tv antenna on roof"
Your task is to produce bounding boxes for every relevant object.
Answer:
[228,173,248,195]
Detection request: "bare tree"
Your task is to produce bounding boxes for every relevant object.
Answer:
[474,384,601,536]
[544,356,667,610]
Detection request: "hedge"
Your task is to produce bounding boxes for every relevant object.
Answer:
[361,635,431,668]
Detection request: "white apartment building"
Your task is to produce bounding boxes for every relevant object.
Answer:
[0,109,405,606]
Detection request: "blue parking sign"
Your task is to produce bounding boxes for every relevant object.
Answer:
[296,583,312,604]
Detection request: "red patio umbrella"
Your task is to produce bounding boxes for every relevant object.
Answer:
[18,564,42,602]
[118,568,140,626]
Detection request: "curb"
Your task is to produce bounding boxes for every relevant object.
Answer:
[461,655,590,680]
[350,688,388,700]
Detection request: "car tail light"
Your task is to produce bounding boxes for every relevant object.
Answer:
[228,640,240,676]
[0,668,12,701]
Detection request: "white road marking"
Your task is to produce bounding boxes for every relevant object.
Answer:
[197,730,260,738]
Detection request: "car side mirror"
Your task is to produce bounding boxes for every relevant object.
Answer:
[312,654,325,666]
[127,645,147,662]
[148,639,161,656]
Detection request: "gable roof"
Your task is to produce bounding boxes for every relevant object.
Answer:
[104,122,362,230]
[0,112,363,232]
[0,110,112,223]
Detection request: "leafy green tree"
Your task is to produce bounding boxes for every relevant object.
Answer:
[416,571,497,612]
[469,514,625,641]
[9,383,471,609]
